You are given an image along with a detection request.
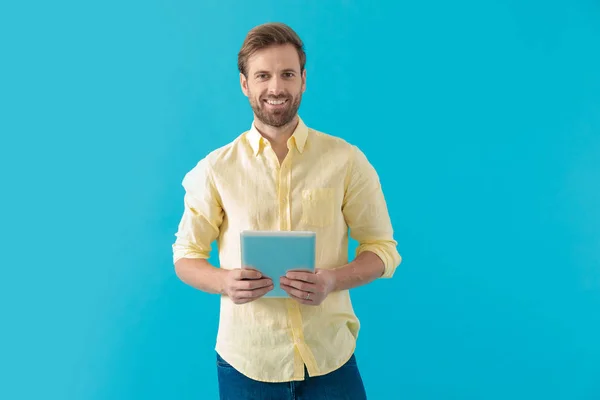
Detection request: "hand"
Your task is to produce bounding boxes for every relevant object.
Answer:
[279,269,336,306]
[222,268,273,304]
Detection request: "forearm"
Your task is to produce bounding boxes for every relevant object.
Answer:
[174,257,228,295]
[331,251,385,292]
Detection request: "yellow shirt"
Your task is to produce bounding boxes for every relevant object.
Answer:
[172,116,402,382]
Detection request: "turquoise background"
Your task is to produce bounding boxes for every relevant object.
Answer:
[1,0,599,399]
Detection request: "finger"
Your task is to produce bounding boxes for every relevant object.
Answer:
[280,283,314,304]
[285,290,314,305]
[235,268,263,280]
[285,271,317,283]
[280,277,316,293]
[235,283,274,300]
[234,278,273,291]
[256,283,275,297]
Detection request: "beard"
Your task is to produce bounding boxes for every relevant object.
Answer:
[248,89,302,128]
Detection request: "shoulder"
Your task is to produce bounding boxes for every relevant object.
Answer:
[307,126,381,191]
[307,127,359,156]
[307,126,369,165]
[309,127,351,147]
[189,131,249,171]
[182,132,248,186]
[207,133,248,166]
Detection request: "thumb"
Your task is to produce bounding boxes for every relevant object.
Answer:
[240,267,262,279]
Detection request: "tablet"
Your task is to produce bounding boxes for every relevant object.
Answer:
[240,230,316,298]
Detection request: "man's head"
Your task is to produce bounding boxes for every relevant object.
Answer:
[238,23,306,128]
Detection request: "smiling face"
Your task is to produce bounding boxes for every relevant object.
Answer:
[240,44,306,128]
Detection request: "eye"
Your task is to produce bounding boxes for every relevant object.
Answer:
[256,73,269,80]
[283,72,295,78]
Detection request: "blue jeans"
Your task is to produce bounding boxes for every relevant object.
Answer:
[216,352,368,400]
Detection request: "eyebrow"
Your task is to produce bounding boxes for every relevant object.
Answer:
[253,68,299,76]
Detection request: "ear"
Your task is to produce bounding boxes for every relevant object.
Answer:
[301,68,307,93]
[240,72,249,97]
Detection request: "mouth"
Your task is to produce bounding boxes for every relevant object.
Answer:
[263,98,289,109]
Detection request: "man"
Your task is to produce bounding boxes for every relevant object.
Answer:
[172,22,402,399]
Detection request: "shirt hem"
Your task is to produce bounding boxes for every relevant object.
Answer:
[305,342,357,379]
[214,342,357,383]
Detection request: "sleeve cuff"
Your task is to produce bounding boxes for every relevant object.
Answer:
[355,243,402,278]
[172,248,211,265]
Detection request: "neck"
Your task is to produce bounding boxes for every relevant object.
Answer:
[254,115,299,148]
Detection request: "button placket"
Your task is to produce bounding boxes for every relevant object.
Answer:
[279,154,292,230]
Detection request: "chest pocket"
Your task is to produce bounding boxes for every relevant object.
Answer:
[301,188,335,227]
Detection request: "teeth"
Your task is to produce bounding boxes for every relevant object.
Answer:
[266,99,286,105]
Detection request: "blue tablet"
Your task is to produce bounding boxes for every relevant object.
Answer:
[240,230,316,298]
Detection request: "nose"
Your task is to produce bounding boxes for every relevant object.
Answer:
[267,76,285,96]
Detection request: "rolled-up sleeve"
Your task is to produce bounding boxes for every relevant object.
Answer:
[342,146,402,278]
[172,158,224,264]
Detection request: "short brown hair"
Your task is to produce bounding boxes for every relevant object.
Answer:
[237,22,306,77]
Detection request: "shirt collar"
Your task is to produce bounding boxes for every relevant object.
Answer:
[247,116,308,156]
